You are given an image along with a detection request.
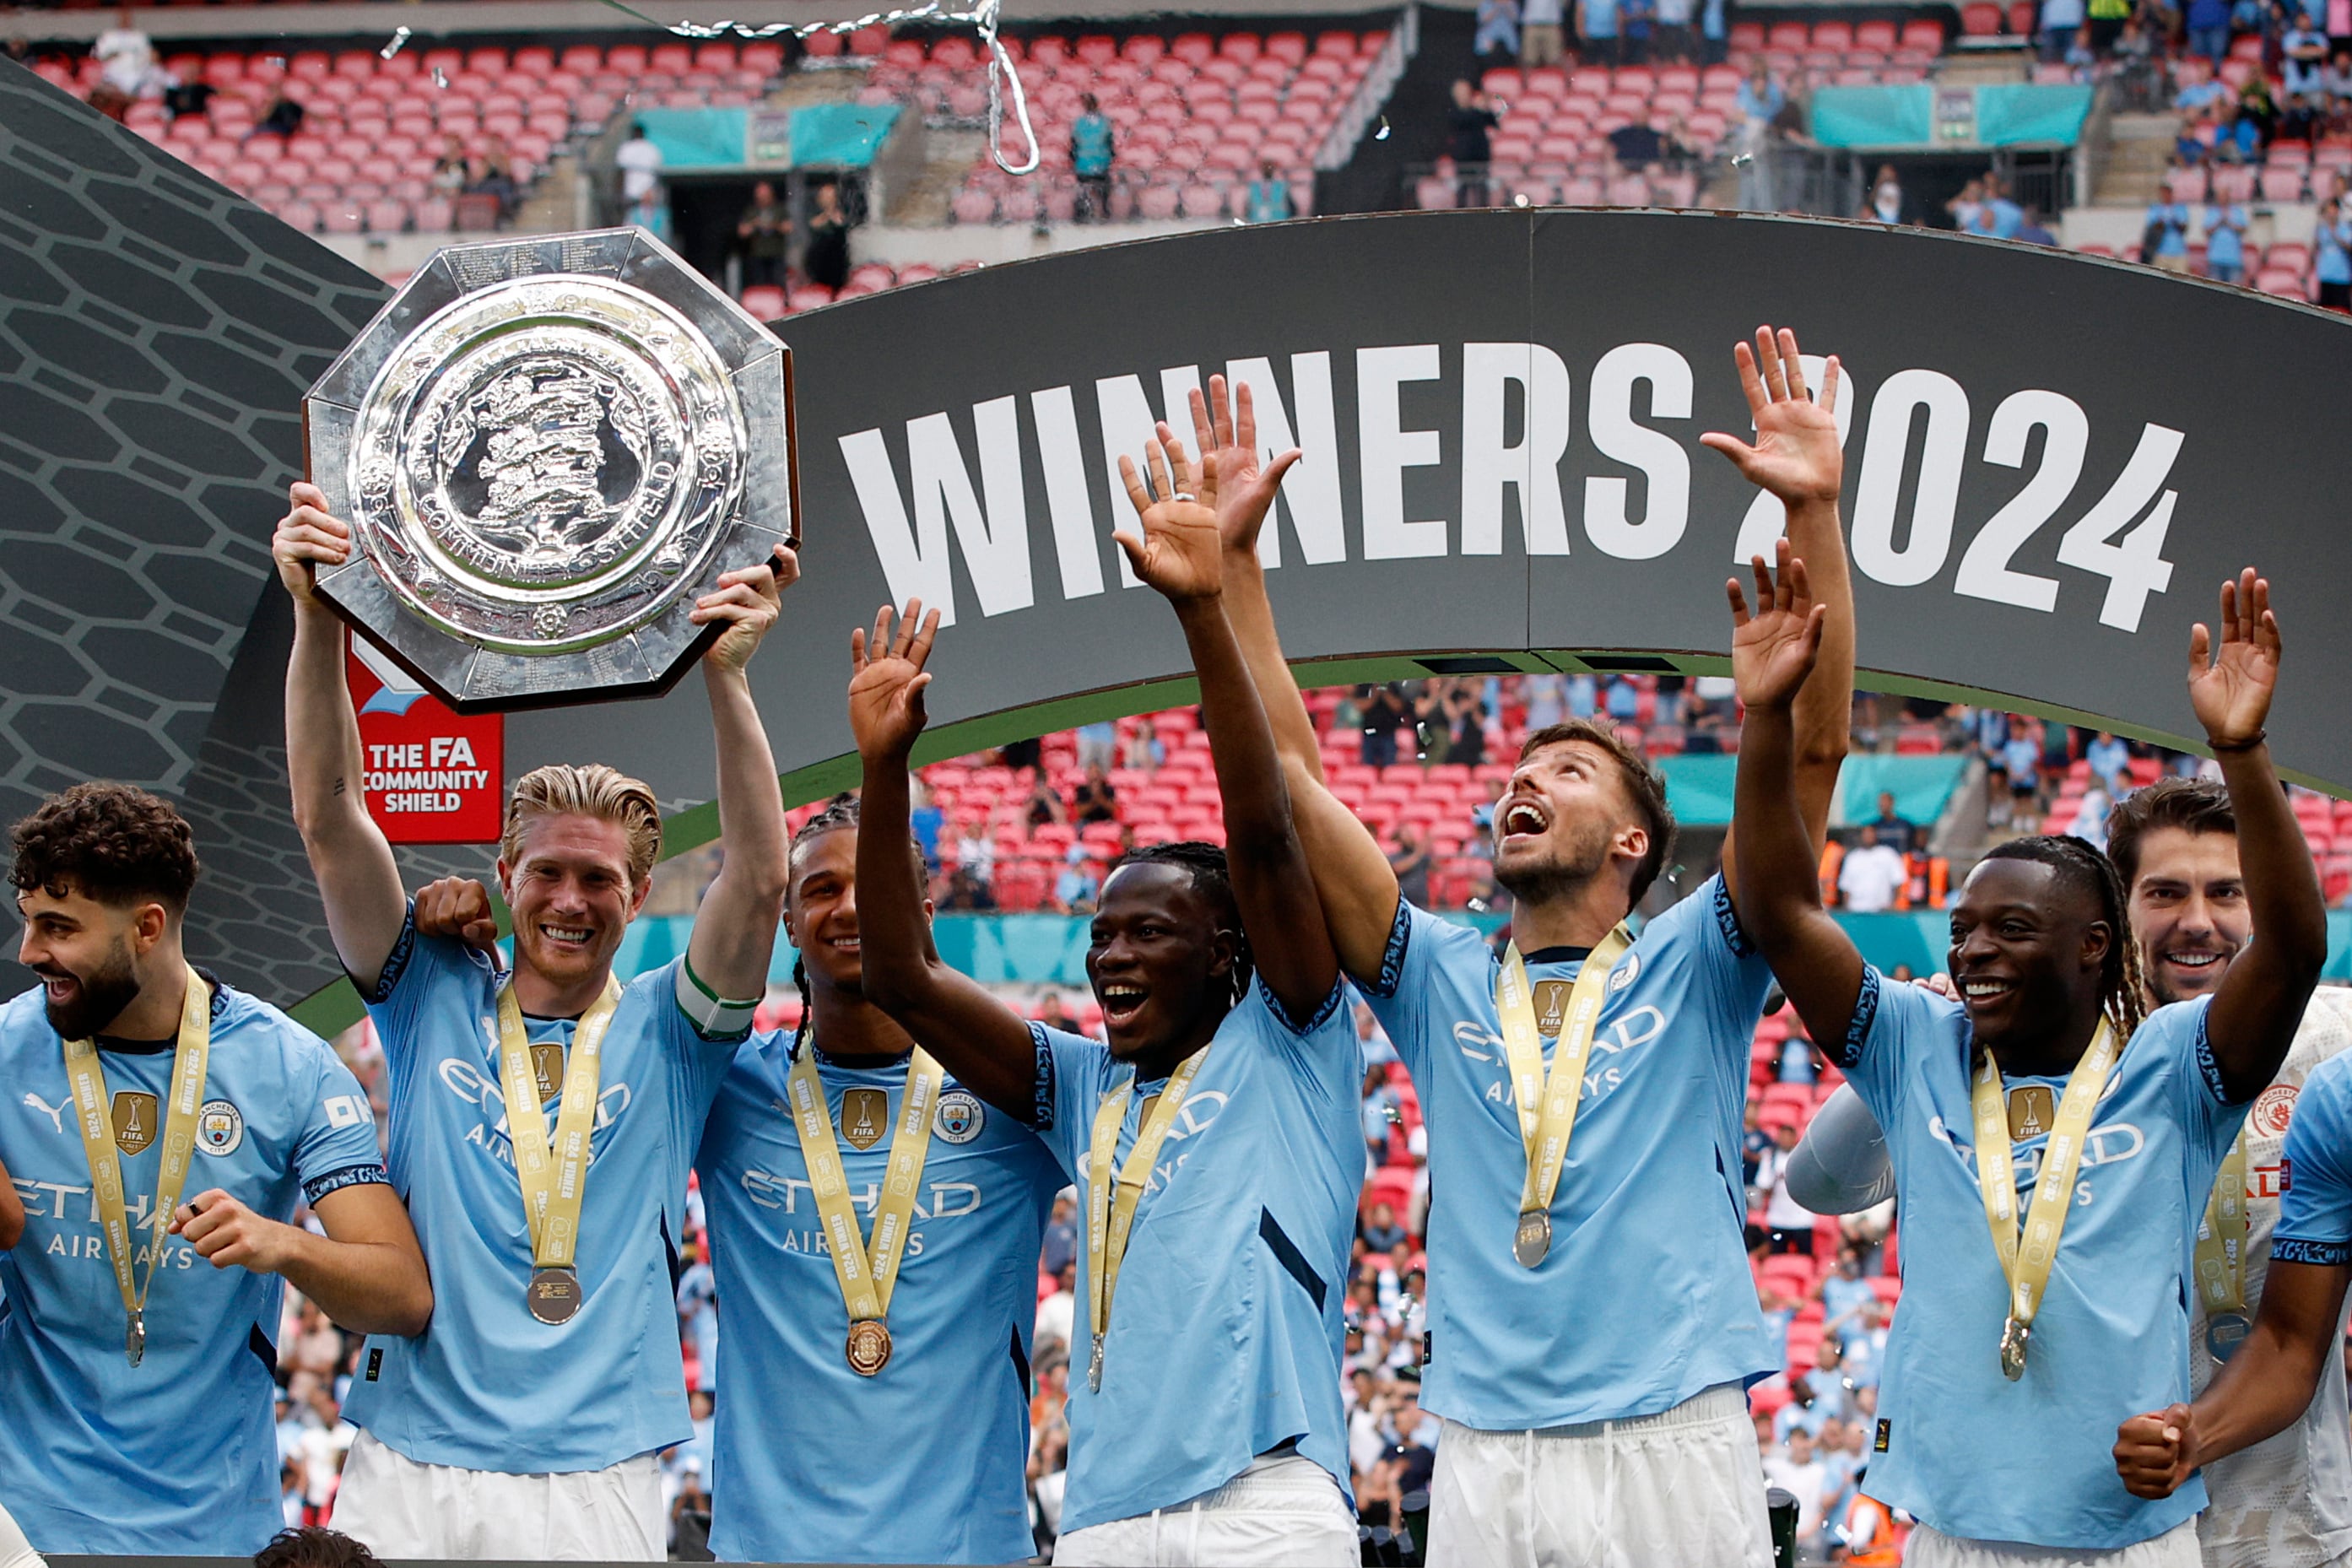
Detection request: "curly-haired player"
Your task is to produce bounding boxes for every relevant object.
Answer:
[0,783,427,1555]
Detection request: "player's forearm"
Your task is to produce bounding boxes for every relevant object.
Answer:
[285,597,376,851]
[278,1228,432,1336]
[1734,702,1827,942]
[1783,496,1854,845]
[1219,549,1326,781]
[2189,1313,2333,1464]
[2218,741,2327,987]
[687,665,789,1000]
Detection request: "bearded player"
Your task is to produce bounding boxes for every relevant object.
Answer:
[1197,330,1855,1564]
[272,481,792,1559]
[850,431,1363,1563]
[1731,557,2322,1566]
[1797,775,2352,1568]
[0,783,428,1554]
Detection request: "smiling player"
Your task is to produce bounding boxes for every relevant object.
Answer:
[272,481,794,1559]
[1731,557,2322,1566]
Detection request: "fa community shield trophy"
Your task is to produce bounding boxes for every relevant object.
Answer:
[303,228,797,713]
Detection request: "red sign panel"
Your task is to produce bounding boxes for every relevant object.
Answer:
[347,634,504,845]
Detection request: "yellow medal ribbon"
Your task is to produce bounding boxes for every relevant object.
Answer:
[1084,1044,1211,1392]
[2194,1132,2252,1360]
[62,962,211,1367]
[495,975,622,1284]
[1492,927,1633,1267]
[1970,1018,2119,1380]
[787,1040,944,1376]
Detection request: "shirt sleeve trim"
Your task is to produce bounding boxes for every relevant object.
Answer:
[1711,874,1755,958]
[1833,964,1880,1071]
[673,955,759,1041]
[2193,1004,2240,1106]
[355,901,419,1007]
[1024,1020,1057,1132]
[2271,1236,2352,1268]
[303,1163,391,1205]
[1258,975,1347,1036]
[1366,896,1413,1000]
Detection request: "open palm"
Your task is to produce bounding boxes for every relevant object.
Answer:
[1700,327,1843,507]
[1115,432,1224,602]
[847,601,940,761]
[1729,542,1826,709]
[1187,375,1302,558]
[2187,569,2280,747]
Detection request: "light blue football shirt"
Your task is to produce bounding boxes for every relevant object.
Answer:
[2275,1047,2352,1268]
[341,910,741,1472]
[1833,973,2240,1548]
[1030,981,1360,1534]
[0,976,387,1554]
[1361,879,1776,1430]
[695,1029,1065,1564]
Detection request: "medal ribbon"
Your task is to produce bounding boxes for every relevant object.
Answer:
[1084,1045,1211,1380]
[2194,1131,2251,1316]
[1969,1019,2119,1345]
[62,963,211,1364]
[1493,928,1633,1219]
[787,1041,944,1324]
[495,975,622,1269]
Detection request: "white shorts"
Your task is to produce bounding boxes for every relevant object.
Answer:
[1906,1518,2201,1568]
[329,1430,663,1561]
[0,1499,46,1568]
[1052,1452,1359,1567]
[1426,1382,1773,1568]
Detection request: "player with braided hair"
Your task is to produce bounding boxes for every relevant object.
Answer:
[1729,556,2323,1568]
[850,420,1363,1565]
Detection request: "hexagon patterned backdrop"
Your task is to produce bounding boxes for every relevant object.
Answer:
[0,61,480,1015]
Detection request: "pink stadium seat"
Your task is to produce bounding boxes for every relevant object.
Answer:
[1812,19,1854,50]
[2260,166,2306,202]
[1138,183,1183,219]
[2167,165,2209,201]
[1901,17,1947,50]
[1415,176,1457,209]
[788,284,835,311]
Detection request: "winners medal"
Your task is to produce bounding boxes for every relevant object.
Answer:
[1970,1019,2120,1380]
[303,229,797,712]
[787,1041,943,1377]
[1490,927,1633,1269]
[2197,1132,2254,1363]
[495,976,624,1327]
[62,964,213,1367]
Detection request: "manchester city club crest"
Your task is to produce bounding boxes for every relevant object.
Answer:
[1609,950,1641,992]
[934,1089,986,1144]
[197,1099,245,1158]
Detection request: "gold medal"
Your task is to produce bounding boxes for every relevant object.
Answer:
[1512,1208,1552,1268]
[125,1311,147,1369]
[1998,1312,2030,1380]
[527,1266,581,1324]
[845,1319,893,1376]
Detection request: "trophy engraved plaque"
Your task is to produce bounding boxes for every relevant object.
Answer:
[305,229,797,712]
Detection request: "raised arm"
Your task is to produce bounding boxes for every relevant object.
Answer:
[1189,383,1403,984]
[274,482,410,992]
[849,603,1046,1117]
[1111,431,1338,1023]
[682,549,798,1012]
[1783,1082,1895,1214]
[2192,570,2324,1100]
[1728,547,1869,1048]
[1700,327,1855,900]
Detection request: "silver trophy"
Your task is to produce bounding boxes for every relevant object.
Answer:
[304,229,797,712]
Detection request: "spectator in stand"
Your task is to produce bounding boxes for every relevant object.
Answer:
[1475,0,1523,62]
[2187,0,2235,58]
[1071,95,1114,222]
[1741,1100,1774,1192]
[1522,671,1567,730]
[1764,1425,1834,1552]
[2145,187,2194,269]
[1360,1062,1403,1168]
[2089,0,2133,51]
[676,1241,718,1391]
[1244,160,1293,224]
[1041,1189,1078,1278]
[93,6,157,100]
[2317,195,2352,307]
[1361,1200,1409,1253]
[2286,15,2333,95]
[2084,728,2131,781]
[1442,683,1489,765]
[1698,0,1730,62]
[1025,770,1066,830]
[1861,164,1906,224]
[1522,0,1567,65]
[1836,824,1908,913]
[467,136,520,223]
[616,120,662,207]
[1819,1246,1877,1338]
[2041,0,2088,61]
[2017,204,2060,245]
[735,181,790,292]
[252,85,305,140]
[1447,79,1502,206]
[430,134,470,196]
[668,1462,712,1559]
[1051,844,1099,914]
[1840,1298,1890,1389]
[1620,0,1656,64]
[1738,58,1787,128]
[1977,172,2026,239]
[1579,0,1623,65]
[803,182,850,291]
[2238,71,2279,146]
[1867,789,1916,852]
[1387,823,1433,908]
[1778,1028,1820,1085]
[1764,1121,1819,1253]
[1034,1260,1076,1352]
[2327,49,2352,100]
[1655,0,1695,62]
[2280,89,2326,143]
[1358,683,1411,766]
[1070,762,1117,824]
